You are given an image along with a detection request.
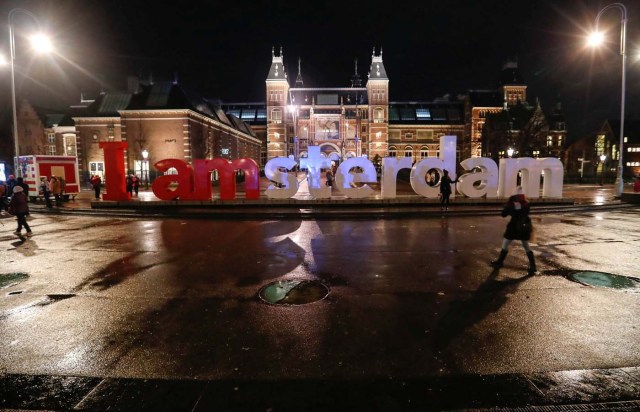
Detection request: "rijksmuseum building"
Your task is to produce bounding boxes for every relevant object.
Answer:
[7,47,639,184]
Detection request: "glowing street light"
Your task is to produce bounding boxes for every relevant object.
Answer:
[507,147,514,158]
[142,149,149,189]
[588,3,627,197]
[7,8,53,177]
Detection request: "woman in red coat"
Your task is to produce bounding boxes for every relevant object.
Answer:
[491,186,536,275]
[8,186,32,236]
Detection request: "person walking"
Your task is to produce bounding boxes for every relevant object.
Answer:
[132,175,140,196]
[16,176,29,195]
[90,175,102,199]
[126,174,133,196]
[39,176,52,208]
[439,169,457,210]
[7,186,32,237]
[491,186,537,275]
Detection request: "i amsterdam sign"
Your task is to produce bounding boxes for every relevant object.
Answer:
[99,136,563,202]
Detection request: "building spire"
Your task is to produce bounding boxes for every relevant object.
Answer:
[351,58,362,87]
[295,57,304,87]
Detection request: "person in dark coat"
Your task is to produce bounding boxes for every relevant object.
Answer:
[8,186,32,236]
[6,174,17,196]
[491,186,537,275]
[439,169,457,210]
[16,176,29,195]
[90,175,102,200]
[39,176,52,208]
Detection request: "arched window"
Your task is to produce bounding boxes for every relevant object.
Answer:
[271,108,282,124]
[420,146,429,159]
[374,108,384,123]
[404,146,413,159]
[388,146,397,158]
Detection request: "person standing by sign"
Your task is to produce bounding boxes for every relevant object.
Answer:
[90,175,102,200]
[491,186,537,275]
[439,169,457,211]
[50,176,62,207]
[8,186,32,237]
[39,176,52,208]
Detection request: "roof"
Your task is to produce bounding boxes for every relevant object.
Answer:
[389,102,465,125]
[499,61,525,86]
[68,82,256,138]
[266,48,287,82]
[290,88,367,106]
[220,103,267,126]
[603,120,640,144]
[368,50,388,81]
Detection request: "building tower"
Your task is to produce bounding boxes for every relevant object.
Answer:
[366,47,389,158]
[266,47,289,158]
[499,60,527,107]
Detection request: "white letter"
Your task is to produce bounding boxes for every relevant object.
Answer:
[335,157,377,198]
[498,158,540,198]
[381,157,412,198]
[410,158,443,198]
[300,146,332,198]
[264,157,298,199]
[458,158,499,198]
[410,135,457,198]
[538,158,564,198]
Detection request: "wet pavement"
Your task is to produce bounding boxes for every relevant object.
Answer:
[0,184,639,411]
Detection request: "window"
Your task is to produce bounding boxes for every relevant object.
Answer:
[416,109,431,120]
[271,109,282,124]
[361,125,367,133]
[47,133,55,143]
[376,131,382,139]
[420,147,428,159]
[374,108,384,123]
[388,146,397,157]
[404,133,413,140]
[48,145,56,155]
[227,109,241,118]
[547,136,553,147]
[256,109,267,120]
[404,146,413,159]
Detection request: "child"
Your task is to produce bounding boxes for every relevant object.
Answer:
[8,186,32,236]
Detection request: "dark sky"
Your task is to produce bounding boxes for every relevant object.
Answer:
[1,0,639,140]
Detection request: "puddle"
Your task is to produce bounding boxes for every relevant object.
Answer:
[569,271,640,289]
[0,273,29,288]
[259,279,329,305]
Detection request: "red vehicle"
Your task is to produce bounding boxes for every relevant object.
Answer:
[18,155,81,201]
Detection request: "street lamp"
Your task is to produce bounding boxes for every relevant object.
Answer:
[588,3,627,197]
[507,147,514,158]
[288,105,298,160]
[141,149,149,189]
[600,154,607,185]
[6,8,53,178]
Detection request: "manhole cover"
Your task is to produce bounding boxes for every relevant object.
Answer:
[569,271,640,289]
[259,279,329,305]
[0,272,29,288]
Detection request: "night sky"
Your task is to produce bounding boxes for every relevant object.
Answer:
[1,0,639,141]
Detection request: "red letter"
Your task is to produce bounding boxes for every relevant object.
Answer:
[99,141,130,201]
[232,158,260,200]
[151,159,194,200]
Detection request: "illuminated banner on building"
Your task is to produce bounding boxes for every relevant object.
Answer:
[100,136,563,201]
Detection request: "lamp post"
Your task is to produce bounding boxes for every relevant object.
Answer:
[507,147,514,158]
[6,8,53,178]
[141,149,149,189]
[600,154,607,185]
[588,3,627,197]
[288,105,298,160]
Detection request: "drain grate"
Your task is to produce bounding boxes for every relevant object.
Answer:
[259,279,329,305]
[569,271,640,289]
[0,273,29,289]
